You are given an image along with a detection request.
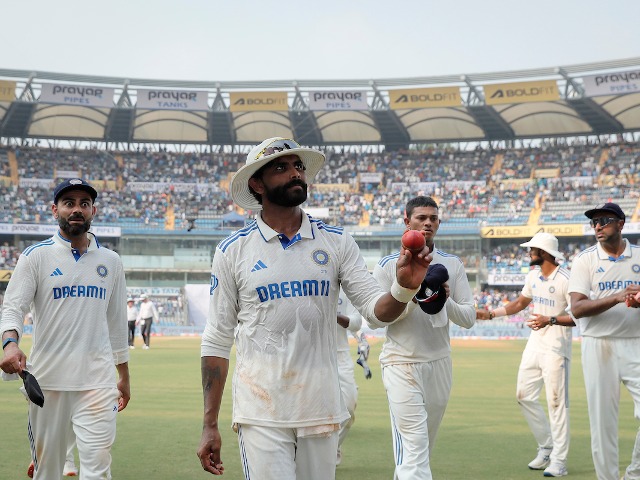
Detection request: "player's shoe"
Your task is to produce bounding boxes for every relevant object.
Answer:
[129,345,135,349]
[27,461,34,478]
[543,461,568,477]
[63,460,78,476]
[528,447,552,470]
[143,345,150,350]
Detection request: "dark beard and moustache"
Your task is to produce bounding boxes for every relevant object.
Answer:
[59,215,91,237]
[264,179,307,207]
[529,256,543,267]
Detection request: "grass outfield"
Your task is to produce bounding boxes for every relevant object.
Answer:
[1,337,637,479]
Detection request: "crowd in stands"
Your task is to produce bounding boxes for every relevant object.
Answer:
[485,240,592,274]
[0,141,638,230]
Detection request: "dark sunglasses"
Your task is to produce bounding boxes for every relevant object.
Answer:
[589,217,619,228]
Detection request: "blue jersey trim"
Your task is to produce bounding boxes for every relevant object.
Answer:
[576,245,597,258]
[219,221,259,253]
[435,249,463,263]
[310,218,343,235]
[378,252,400,267]
[23,239,55,256]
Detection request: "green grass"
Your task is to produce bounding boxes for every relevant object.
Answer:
[1,337,637,479]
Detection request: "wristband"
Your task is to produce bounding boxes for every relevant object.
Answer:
[2,337,18,350]
[493,307,507,318]
[489,310,495,320]
[390,279,420,304]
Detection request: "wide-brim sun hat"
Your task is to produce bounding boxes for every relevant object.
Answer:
[230,137,326,210]
[520,232,564,260]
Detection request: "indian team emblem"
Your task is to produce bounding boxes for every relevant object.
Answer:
[210,274,219,295]
[549,286,556,294]
[633,264,640,273]
[312,249,330,266]
[96,265,108,278]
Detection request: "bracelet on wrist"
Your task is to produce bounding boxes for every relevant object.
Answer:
[2,337,18,350]
[489,311,495,320]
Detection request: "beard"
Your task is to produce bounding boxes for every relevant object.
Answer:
[529,256,543,267]
[58,215,91,237]
[264,179,307,207]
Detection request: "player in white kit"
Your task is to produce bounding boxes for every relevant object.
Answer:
[0,178,130,480]
[336,288,363,465]
[197,138,432,480]
[477,232,574,477]
[568,203,640,480]
[371,196,475,480]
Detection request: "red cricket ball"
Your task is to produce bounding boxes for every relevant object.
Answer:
[401,230,425,252]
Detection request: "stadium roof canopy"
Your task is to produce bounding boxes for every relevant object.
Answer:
[0,58,639,149]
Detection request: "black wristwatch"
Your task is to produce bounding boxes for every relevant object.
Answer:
[549,316,558,325]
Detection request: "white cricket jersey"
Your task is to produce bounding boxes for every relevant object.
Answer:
[0,231,128,390]
[337,289,362,354]
[371,247,475,365]
[201,211,385,428]
[520,265,573,359]
[137,301,159,321]
[568,239,640,338]
[127,304,139,321]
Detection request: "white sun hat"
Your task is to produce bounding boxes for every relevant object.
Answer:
[520,232,564,260]
[230,137,325,210]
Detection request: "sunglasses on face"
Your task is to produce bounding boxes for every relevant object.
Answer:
[255,139,300,160]
[589,217,619,228]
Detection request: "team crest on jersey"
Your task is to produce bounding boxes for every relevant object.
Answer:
[96,265,108,278]
[633,264,640,273]
[549,286,555,294]
[312,249,330,266]
[210,274,219,295]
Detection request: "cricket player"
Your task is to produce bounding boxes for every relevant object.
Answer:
[336,288,362,465]
[569,202,640,480]
[371,196,475,480]
[0,178,130,479]
[477,232,574,477]
[197,137,432,480]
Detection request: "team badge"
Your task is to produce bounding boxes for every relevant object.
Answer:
[633,264,640,273]
[549,286,555,294]
[312,249,330,266]
[210,274,219,295]
[96,265,108,278]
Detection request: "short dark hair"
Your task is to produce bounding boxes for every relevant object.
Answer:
[405,196,439,219]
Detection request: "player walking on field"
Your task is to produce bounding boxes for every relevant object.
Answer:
[477,232,574,477]
[197,137,432,480]
[137,293,159,349]
[568,203,640,480]
[372,196,475,480]
[0,178,130,479]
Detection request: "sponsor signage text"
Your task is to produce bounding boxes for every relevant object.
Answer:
[484,80,559,105]
[229,91,288,112]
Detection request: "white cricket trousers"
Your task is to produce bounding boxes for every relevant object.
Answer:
[337,350,358,449]
[237,424,339,480]
[582,336,640,480]
[29,388,119,480]
[516,348,570,464]
[382,357,452,480]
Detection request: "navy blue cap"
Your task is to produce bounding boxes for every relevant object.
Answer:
[53,178,98,203]
[415,264,449,315]
[584,202,625,221]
